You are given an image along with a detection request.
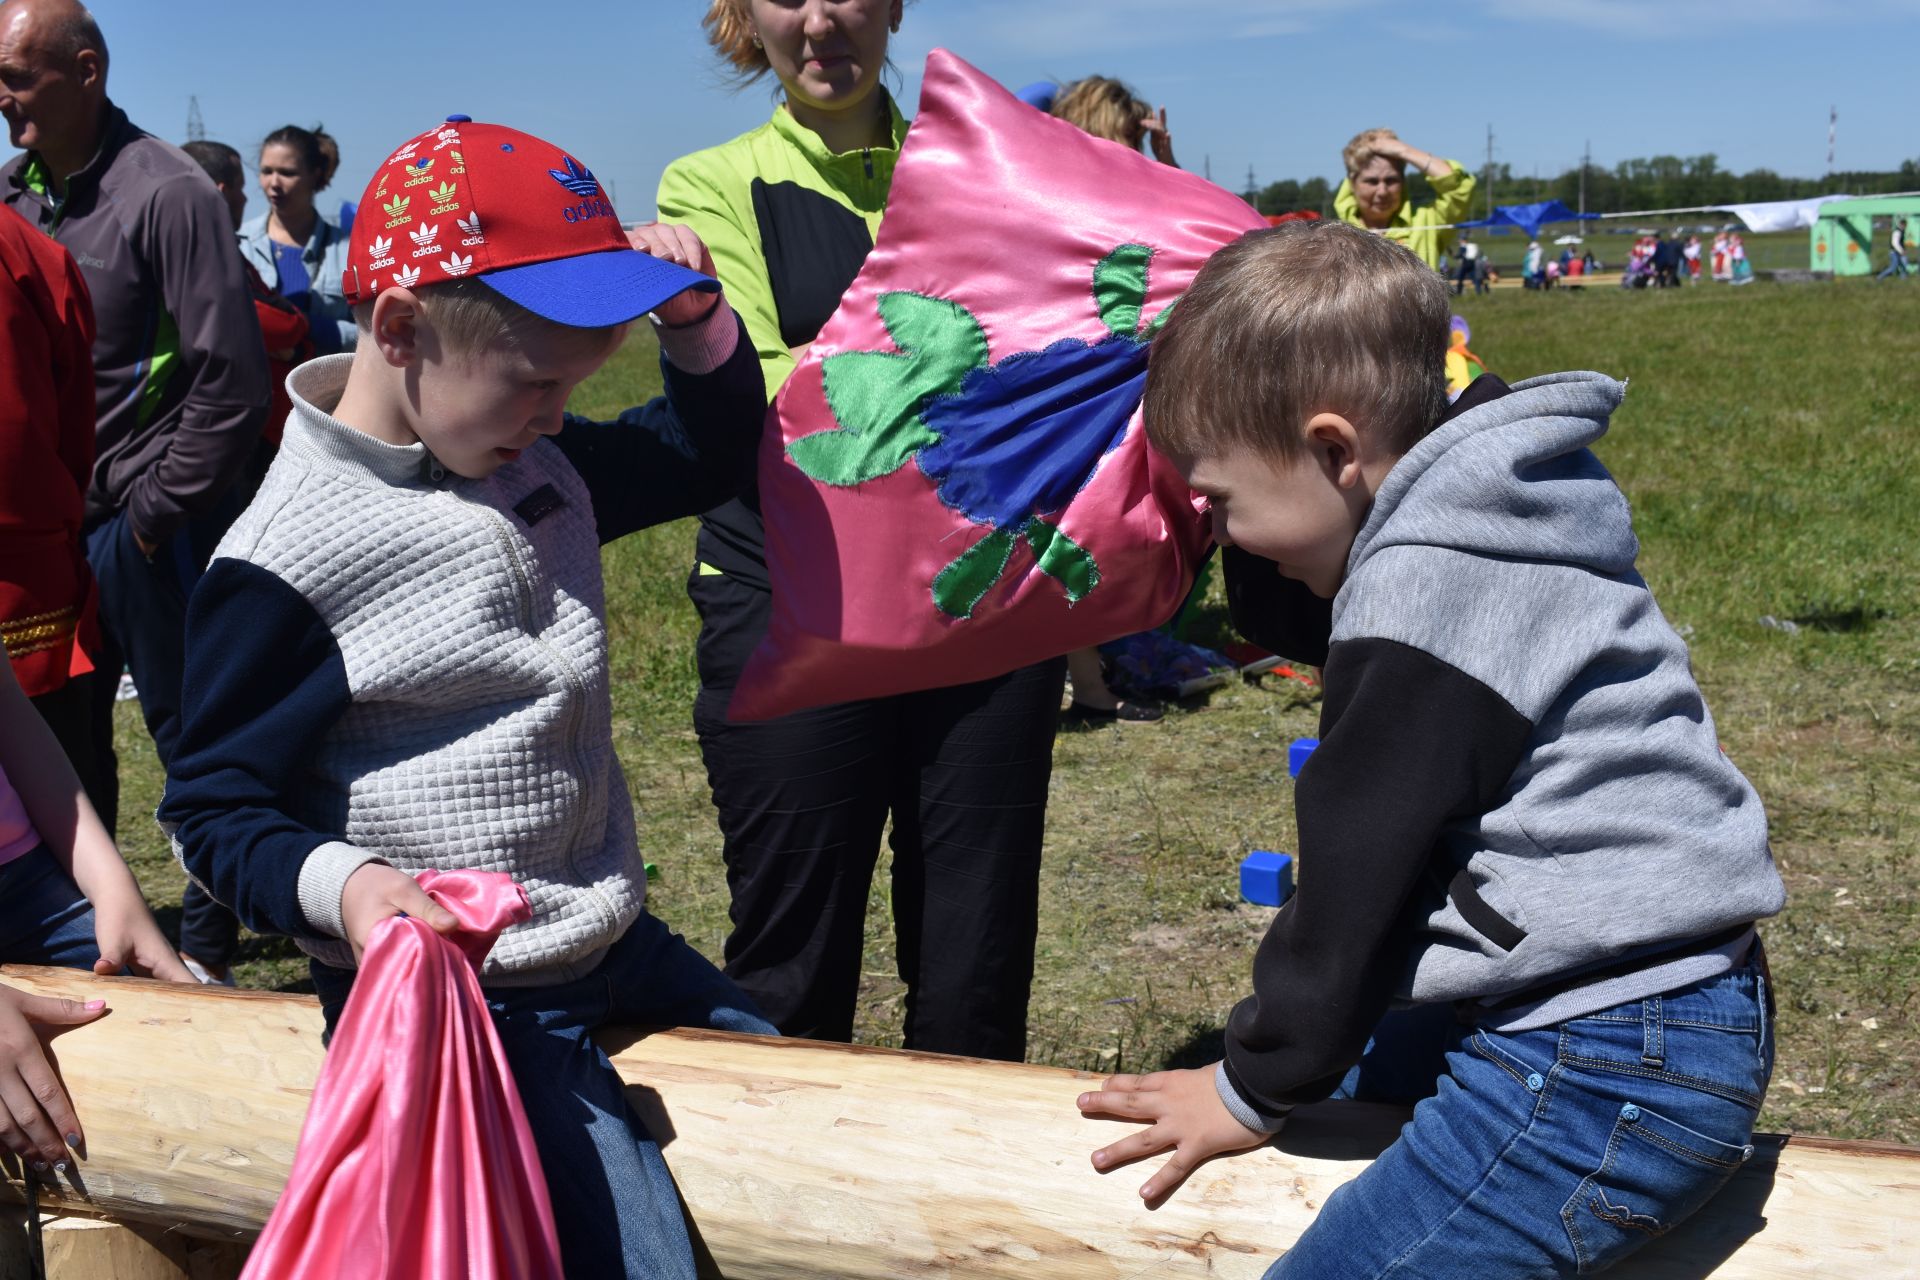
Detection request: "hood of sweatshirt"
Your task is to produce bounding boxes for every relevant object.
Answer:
[1344,372,1634,595]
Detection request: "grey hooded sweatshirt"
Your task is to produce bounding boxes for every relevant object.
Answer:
[1215,372,1785,1131]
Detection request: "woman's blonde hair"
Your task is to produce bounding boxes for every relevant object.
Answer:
[702,0,771,82]
[1050,76,1152,150]
[1343,127,1402,180]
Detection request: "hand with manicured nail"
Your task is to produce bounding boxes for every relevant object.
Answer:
[0,983,105,1173]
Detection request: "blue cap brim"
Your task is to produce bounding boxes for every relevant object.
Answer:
[477,248,720,328]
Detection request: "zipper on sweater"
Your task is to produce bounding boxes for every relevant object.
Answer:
[862,147,873,179]
[476,502,610,933]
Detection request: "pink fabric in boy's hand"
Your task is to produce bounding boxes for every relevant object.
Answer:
[727,49,1263,722]
[242,870,562,1280]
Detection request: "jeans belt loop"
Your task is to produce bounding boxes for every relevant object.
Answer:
[1641,995,1665,1067]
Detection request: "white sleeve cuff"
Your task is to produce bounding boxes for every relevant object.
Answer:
[296,841,388,939]
[1215,1061,1291,1134]
[652,296,739,375]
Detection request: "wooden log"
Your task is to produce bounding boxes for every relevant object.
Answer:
[2,965,1916,1278]
[0,1206,249,1280]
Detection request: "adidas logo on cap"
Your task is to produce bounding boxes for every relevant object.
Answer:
[547,155,600,198]
[442,252,475,277]
[393,264,422,288]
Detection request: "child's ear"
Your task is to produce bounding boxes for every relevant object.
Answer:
[1304,412,1364,488]
[369,289,424,369]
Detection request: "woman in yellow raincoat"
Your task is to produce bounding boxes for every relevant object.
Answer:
[1334,128,1477,271]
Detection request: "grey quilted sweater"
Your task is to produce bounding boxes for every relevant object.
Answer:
[161,311,763,985]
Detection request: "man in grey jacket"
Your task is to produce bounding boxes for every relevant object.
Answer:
[1078,221,1784,1279]
[1,0,266,979]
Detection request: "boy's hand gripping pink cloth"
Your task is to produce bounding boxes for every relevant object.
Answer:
[241,870,562,1280]
[728,49,1266,721]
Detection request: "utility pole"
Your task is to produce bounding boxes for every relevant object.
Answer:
[1580,139,1590,217]
[1826,105,1837,176]
[1484,124,1495,219]
[1203,154,1211,182]
[186,96,205,143]
[1245,163,1256,200]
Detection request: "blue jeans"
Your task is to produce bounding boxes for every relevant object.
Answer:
[1268,963,1772,1278]
[0,844,101,970]
[87,501,245,966]
[1877,251,1909,279]
[312,909,775,1279]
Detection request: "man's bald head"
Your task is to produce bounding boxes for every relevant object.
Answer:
[0,0,107,72]
[0,0,109,169]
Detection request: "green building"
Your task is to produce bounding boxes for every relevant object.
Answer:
[1810,196,1920,275]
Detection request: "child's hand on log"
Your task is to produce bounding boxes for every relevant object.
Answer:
[1077,1064,1269,1208]
[0,982,104,1175]
[91,888,195,983]
[340,863,460,964]
[625,222,720,329]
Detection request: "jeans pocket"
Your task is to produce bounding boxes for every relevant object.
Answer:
[1560,1100,1752,1274]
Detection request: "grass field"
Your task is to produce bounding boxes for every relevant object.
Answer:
[109,274,1919,1143]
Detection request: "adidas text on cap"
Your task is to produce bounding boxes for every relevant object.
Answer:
[342,116,718,327]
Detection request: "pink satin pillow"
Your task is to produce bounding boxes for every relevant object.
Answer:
[729,50,1262,721]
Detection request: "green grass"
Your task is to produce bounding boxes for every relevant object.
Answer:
[112,276,1920,1141]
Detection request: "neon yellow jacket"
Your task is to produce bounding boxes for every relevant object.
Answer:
[657,97,910,406]
[1333,161,1477,271]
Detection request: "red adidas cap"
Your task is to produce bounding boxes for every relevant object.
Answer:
[342,115,716,327]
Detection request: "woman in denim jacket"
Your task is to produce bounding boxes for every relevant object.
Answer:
[237,124,354,352]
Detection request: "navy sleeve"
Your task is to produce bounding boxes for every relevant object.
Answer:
[160,558,353,941]
[1223,547,1333,667]
[1221,637,1534,1122]
[553,315,766,543]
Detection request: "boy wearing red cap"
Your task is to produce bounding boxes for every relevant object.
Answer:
[161,119,771,1277]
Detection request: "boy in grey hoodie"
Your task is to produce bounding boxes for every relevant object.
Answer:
[1077,221,1784,1278]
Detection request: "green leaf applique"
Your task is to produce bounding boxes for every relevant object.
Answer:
[788,291,989,487]
[931,526,1018,619]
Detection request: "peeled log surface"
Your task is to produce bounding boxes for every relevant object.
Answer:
[2,965,1917,1278]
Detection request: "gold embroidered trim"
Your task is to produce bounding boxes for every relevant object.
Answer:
[1,605,79,658]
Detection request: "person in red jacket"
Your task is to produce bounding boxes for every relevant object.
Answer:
[0,202,108,817]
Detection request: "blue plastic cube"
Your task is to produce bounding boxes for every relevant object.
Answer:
[1239,850,1295,907]
[1288,737,1319,778]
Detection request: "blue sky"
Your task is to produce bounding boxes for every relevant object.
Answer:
[82,0,1920,223]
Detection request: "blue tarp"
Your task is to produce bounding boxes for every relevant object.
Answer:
[1458,200,1597,239]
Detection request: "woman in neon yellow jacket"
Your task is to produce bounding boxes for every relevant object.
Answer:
[654,0,1066,1063]
[1334,128,1478,271]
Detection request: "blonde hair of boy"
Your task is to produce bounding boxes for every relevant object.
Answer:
[1051,75,1153,150]
[353,279,626,359]
[1145,220,1450,466]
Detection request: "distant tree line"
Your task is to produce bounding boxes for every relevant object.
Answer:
[1244,155,1920,219]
